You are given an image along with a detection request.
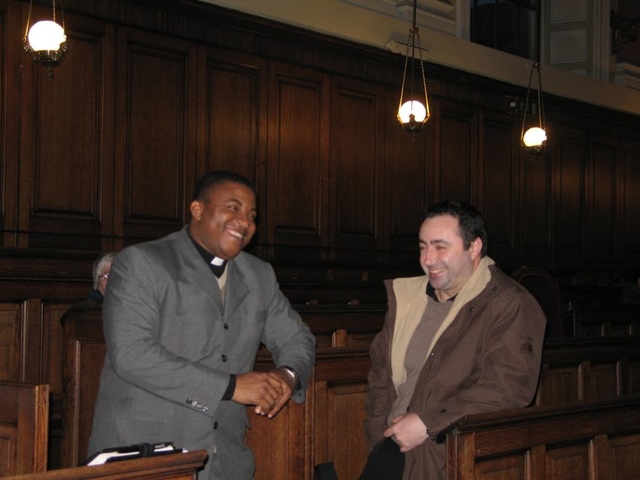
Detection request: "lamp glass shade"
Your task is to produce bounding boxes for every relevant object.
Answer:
[28,21,66,51]
[522,127,547,147]
[398,100,427,123]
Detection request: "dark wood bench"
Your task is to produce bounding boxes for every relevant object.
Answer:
[0,380,50,476]
[60,307,640,479]
[569,303,640,337]
[534,337,640,405]
[445,395,640,479]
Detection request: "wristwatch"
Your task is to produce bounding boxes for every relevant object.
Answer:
[281,365,301,391]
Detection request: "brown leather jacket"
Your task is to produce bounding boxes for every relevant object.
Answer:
[364,264,546,480]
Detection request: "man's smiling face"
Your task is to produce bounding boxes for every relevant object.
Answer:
[419,214,482,301]
[189,181,257,260]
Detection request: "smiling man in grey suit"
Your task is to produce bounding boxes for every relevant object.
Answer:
[88,171,316,479]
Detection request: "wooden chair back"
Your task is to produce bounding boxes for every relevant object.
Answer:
[0,380,49,476]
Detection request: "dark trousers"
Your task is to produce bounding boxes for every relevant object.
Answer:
[359,437,405,480]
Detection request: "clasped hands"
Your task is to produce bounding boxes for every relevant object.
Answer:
[384,412,430,453]
[232,369,295,418]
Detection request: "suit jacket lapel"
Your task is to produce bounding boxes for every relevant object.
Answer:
[175,227,225,314]
[224,260,249,320]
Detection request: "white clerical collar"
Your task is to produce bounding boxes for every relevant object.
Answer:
[211,256,225,266]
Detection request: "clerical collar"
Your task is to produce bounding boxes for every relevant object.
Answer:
[426,282,456,303]
[187,230,227,278]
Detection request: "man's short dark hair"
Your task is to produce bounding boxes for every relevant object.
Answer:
[192,170,255,202]
[425,200,488,257]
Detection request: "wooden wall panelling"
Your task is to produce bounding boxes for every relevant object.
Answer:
[536,363,582,405]
[41,303,72,397]
[588,134,618,271]
[201,47,269,249]
[60,308,106,468]
[200,47,268,245]
[534,338,640,406]
[473,455,525,479]
[3,0,640,274]
[0,250,94,300]
[330,76,385,262]
[384,93,431,264]
[619,139,640,261]
[589,361,619,401]
[239,349,310,480]
[546,443,590,478]
[114,28,198,248]
[1,0,23,248]
[629,360,640,395]
[312,352,371,480]
[266,62,330,261]
[0,301,22,381]
[18,8,114,251]
[432,99,477,204]
[0,1,5,239]
[1,298,74,390]
[244,396,308,480]
[0,298,63,388]
[478,111,519,268]
[20,298,43,384]
[608,433,640,478]
[41,302,73,470]
[553,125,588,272]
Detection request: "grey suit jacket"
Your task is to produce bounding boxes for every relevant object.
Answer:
[88,227,316,480]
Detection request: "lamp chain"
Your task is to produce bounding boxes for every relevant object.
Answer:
[521,62,538,141]
[416,31,430,121]
[536,64,544,130]
[23,0,34,41]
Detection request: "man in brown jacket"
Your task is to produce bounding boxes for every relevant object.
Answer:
[361,200,546,480]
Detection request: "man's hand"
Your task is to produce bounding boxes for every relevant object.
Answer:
[383,413,429,453]
[233,370,293,418]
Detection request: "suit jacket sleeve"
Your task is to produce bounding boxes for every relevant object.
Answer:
[256,261,316,403]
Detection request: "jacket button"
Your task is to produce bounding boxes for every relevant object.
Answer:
[213,422,219,429]
[221,354,227,362]
[224,323,229,329]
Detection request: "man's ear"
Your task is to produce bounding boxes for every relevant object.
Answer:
[470,237,483,259]
[190,200,202,220]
